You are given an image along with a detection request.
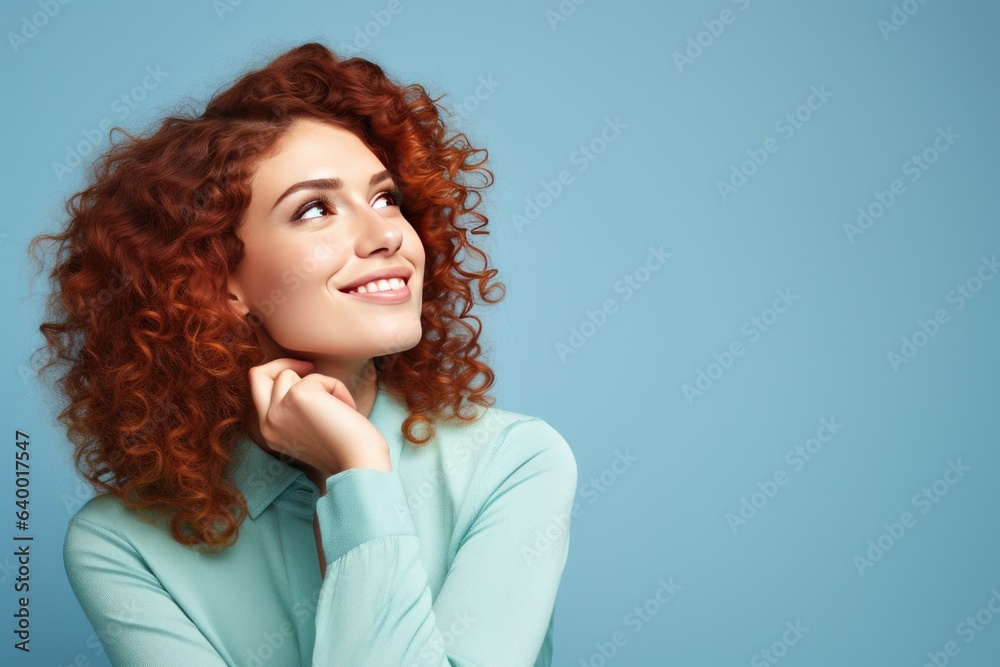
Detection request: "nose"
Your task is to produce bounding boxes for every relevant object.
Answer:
[349,203,403,258]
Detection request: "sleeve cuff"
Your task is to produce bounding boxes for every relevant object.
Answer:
[316,468,417,563]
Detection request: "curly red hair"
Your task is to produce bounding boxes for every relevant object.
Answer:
[28,41,505,551]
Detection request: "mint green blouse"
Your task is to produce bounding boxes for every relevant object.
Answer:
[62,382,578,666]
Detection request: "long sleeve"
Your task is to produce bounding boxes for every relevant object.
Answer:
[311,417,578,667]
[63,517,230,667]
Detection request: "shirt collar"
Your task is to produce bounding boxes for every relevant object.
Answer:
[227,378,407,520]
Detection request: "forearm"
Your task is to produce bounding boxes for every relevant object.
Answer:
[312,467,460,665]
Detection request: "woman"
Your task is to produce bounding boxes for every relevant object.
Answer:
[30,41,577,666]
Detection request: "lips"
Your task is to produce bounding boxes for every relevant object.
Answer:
[337,267,412,293]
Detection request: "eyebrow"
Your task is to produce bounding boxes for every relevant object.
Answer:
[271,169,394,211]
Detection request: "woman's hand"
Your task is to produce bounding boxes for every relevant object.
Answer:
[248,357,391,478]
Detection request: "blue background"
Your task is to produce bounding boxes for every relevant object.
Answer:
[3,0,998,665]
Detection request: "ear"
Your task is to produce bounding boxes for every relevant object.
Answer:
[227,276,251,319]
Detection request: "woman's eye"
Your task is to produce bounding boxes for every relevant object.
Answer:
[293,199,331,222]
[373,187,403,209]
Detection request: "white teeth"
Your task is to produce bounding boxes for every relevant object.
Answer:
[355,277,405,294]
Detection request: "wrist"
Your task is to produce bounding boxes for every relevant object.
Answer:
[329,439,392,475]
[339,452,392,473]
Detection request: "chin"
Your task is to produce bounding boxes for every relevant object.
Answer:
[367,321,421,357]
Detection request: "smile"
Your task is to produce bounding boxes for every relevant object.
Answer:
[340,277,411,304]
[347,277,407,294]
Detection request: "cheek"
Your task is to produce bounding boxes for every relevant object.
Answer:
[246,248,296,296]
[407,229,426,264]
[245,237,349,299]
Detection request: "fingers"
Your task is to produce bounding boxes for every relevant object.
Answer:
[249,358,316,434]
[301,373,358,412]
[270,368,301,416]
[248,358,366,453]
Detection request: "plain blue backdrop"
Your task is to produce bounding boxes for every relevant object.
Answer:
[3,0,998,665]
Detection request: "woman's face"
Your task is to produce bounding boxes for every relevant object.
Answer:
[228,117,425,373]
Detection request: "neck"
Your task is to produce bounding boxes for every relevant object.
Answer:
[308,355,380,415]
